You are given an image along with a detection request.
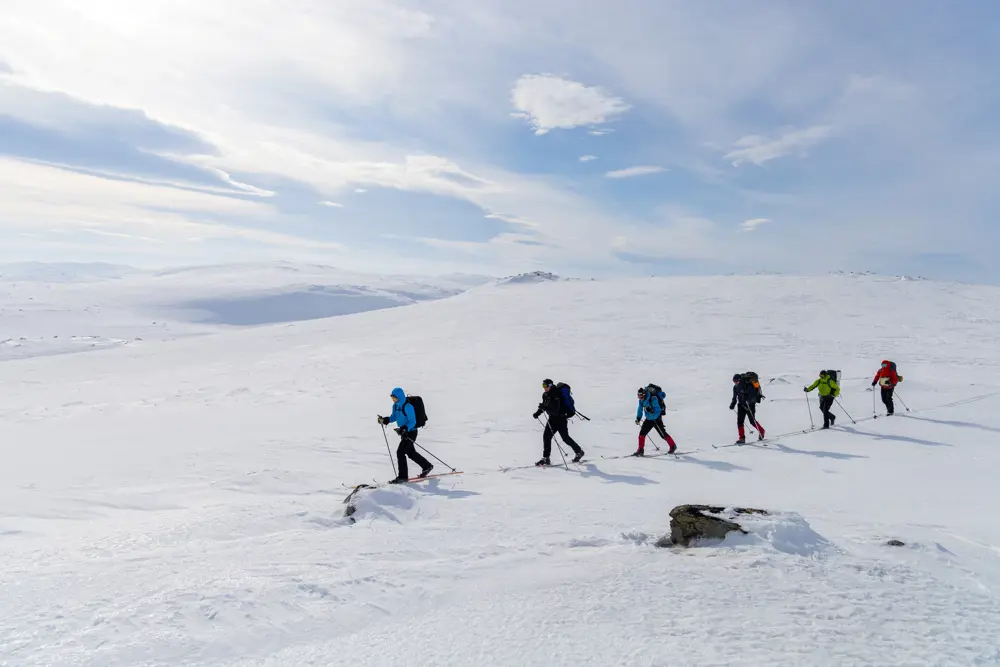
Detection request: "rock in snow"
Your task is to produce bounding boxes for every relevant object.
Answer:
[658,504,770,547]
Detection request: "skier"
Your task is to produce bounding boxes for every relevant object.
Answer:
[378,387,433,483]
[871,360,902,415]
[634,385,677,455]
[804,371,840,429]
[729,372,766,443]
[532,378,585,466]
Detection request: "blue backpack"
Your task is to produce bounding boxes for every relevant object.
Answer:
[556,382,576,417]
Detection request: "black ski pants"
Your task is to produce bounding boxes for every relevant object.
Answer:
[737,403,762,430]
[880,387,895,415]
[396,429,430,479]
[819,396,836,427]
[543,416,582,458]
[639,417,668,440]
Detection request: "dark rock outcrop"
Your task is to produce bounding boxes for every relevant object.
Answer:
[657,504,769,548]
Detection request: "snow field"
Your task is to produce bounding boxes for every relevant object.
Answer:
[2,275,1000,665]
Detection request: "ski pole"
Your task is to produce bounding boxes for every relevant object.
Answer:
[872,386,878,418]
[835,398,857,424]
[380,423,397,478]
[574,410,591,422]
[805,393,815,429]
[538,417,569,469]
[895,390,911,412]
[415,442,457,472]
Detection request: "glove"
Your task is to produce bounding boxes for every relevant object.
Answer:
[871,381,877,387]
[803,387,808,392]
[395,426,408,435]
[898,376,903,382]
[729,404,735,410]
[377,415,390,425]
[635,418,641,425]
[532,411,541,420]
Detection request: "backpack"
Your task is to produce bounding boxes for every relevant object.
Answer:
[823,370,841,385]
[646,383,666,413]
[742,372,763,403]
[556,382,576,417]
[406,395,428,428]
[886,361,897,374]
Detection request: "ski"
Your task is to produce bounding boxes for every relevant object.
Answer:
[342,471,463,491]
[500,460,589,472]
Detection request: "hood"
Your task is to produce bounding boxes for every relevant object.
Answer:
[390,387,406,403]
[881,360,891,366]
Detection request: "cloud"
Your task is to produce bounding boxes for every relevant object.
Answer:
[354,188,368,193]
[511,74,630,135]
[605,165,666,179]
[724,125,834,166]
[579,155,597,162]
[319,201,344,208]
[740,217,771,232]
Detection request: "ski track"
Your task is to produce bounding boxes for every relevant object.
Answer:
[2,275,1000,666]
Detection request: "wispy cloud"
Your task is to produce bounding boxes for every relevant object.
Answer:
[511,74,630,135]
[579,155,598,162]
[725,125,834,166]
[740,217,771,232]
[319,200,344,208]
[605,165,666,179]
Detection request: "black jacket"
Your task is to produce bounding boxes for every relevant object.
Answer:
[730,380,761,410]
[534,386,566,419]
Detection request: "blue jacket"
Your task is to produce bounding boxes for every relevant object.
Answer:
[388,387,417,431]
[636,393,664,421]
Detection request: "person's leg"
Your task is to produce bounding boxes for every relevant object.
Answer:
[737,405,748,440]
[637,419,655,452]
[542,421,555,459]
[404,430,431,472]
[556,418,583,454]
[654,418,677,451]
[883,387,895,415]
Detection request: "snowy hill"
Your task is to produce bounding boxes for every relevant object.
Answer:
[2,275,1000,666]
[494,270,567,285]
[0,262,490,360]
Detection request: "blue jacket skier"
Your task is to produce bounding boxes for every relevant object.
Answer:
[634,385,676,456]
[378,387,432,483]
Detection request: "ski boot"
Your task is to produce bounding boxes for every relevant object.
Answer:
[417,465,434,479]
[633,448,645,457]
[572,450,585,463]
[535,457,551,467]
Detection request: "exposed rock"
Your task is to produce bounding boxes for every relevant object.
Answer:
[657,504,770,548]
[886,539,906,547]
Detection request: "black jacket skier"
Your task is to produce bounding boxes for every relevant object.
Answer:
[532,378,584,466]
[729,373,766,443]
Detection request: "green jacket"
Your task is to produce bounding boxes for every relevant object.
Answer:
[806,375,840,397]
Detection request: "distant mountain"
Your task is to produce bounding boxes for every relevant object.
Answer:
[495,271,565,286]
[0,262,143,282]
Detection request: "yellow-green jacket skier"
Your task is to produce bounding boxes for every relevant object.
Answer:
[805,370,840,429]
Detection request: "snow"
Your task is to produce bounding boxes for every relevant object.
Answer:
[0,262,489,360]
[2,273,1000,666]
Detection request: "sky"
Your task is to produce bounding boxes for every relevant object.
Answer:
[0,0,998,281]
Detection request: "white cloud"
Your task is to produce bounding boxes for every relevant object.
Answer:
[579,155,598,162]
[605,165,666,179]
[319,201,344,208]
[740,217,771,232]
[725,125,834,166]
[511,74,630,135]
[354,188,368,194]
